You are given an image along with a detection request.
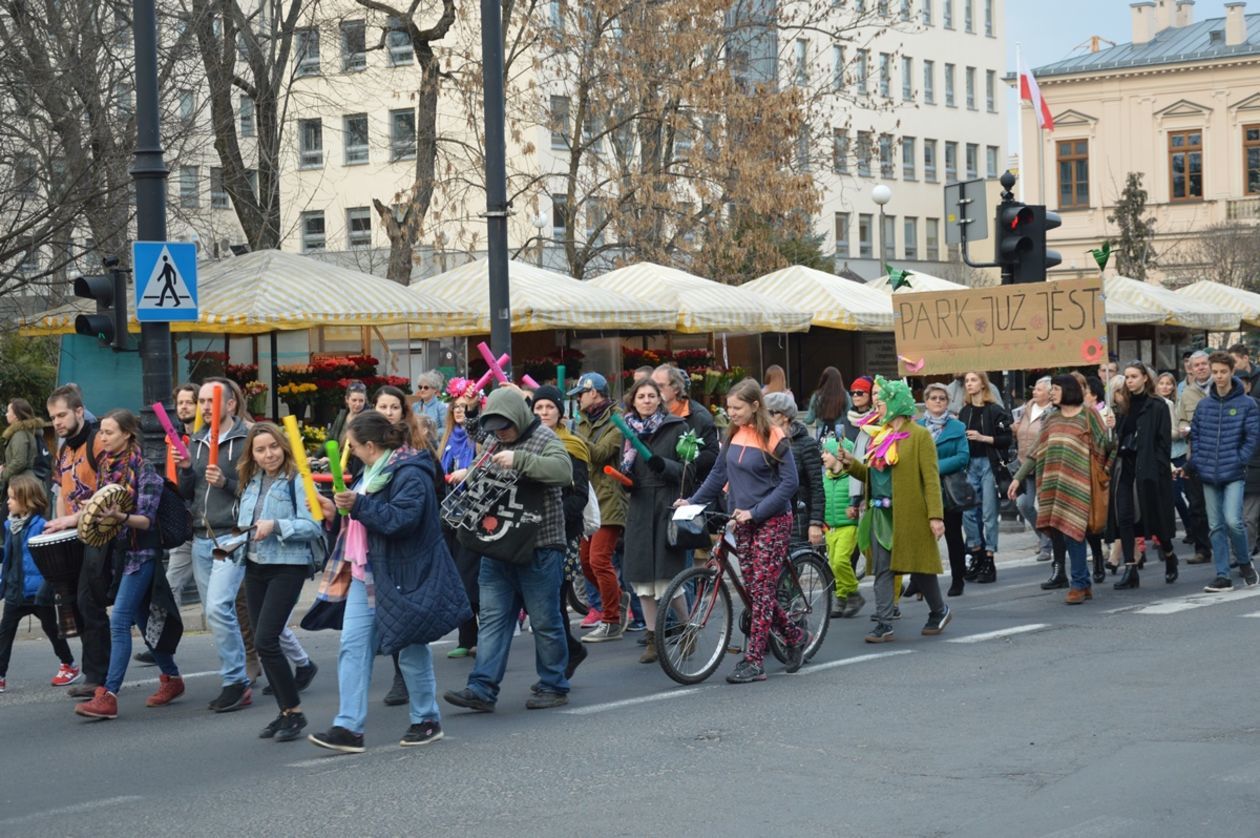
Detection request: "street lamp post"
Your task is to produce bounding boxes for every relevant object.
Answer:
[871,184,892,273]
[532,213,548,267]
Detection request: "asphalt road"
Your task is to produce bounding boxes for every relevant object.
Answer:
[3,530,1260,838]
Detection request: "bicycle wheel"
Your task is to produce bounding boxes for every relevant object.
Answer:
[769,550,833,665]
[654,566,732,685]
[563,577,590,617]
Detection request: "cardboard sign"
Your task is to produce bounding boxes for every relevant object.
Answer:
[892,277,1106,376]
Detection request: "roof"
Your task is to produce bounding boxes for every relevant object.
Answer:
[1033,12,1260,78]
[742,265,894,331]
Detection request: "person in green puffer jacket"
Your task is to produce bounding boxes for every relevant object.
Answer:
[822,434,864,619]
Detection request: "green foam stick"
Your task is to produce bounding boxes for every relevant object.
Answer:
[557,364,566,392]
[325,440,350,516]
[610,412,653,461]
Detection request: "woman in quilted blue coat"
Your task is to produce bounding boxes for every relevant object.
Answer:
[308,411,470,754]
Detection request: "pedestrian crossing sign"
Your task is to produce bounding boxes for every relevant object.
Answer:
[134,241,199,323]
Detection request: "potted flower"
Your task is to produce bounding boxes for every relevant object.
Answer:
[244,380,268,418]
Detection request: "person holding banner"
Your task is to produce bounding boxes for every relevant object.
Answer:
[958,371,1012,584]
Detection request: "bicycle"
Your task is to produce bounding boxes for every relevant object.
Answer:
[654,509,833,685]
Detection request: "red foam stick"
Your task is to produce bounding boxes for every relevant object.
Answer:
[311,473,334,484]
[208,385,222,467]
[603,465,634,488]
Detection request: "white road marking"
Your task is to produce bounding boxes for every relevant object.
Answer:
[1106,585,1260,615]
[1240,611,1260,618]
[796,649,915,674]
[946,623,1051,643]
[0,795,144,826]
[560,687,708,716]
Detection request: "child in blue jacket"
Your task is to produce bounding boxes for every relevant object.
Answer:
[0,473,79,692]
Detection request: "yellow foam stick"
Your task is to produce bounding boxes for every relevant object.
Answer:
[282,415,324,522]
[340,438,351,473]
[193,404,204,433]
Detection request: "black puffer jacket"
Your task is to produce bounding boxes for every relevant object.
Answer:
[787,421,825,543]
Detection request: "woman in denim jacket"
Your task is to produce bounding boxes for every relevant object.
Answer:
[236,423,324,742]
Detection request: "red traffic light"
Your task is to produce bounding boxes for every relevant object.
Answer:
[999,205,1033,231]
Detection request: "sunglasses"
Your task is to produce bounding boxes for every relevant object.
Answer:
[851,390,869,396]
[417,385,434,391]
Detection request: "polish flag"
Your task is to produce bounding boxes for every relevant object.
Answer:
[1018,60,1054,131]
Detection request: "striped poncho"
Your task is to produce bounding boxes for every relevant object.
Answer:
[1029,410,1106,542]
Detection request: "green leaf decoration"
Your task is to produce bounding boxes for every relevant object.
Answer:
[675,429,701,463]
[1087,242,1111,273]
[885,263,913,290]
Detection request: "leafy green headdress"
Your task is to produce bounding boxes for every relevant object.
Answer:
[873,376,915,420]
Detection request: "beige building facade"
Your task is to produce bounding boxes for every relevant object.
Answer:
[1018,0,1260,283]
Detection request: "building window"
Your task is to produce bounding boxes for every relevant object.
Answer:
[833,128,849,173]
[900,0,912,20]
[210,167,228,208]
[301,211,325,252]
[550,0,565,32]
[965,143,978,179]
[1169,130,1203,201]
[179,166,198,208]
[858,213,873,258]
[245,168,257,197]
[298,119,323,168]
[944,63,955,107]
[901,56,913,100]
[387,17,412,65]
[342,114,369,165]
[1057,139,1089,208]
[855,50,869,95]
[12,154,36,196]
[1246,125,1260,194]
[965,67,976,109]
[341,20,366,71]
[924,139,938,181]
[986,145,999,178]
[879,53,891,98]
[943,0,953,28]
[984,0,993,35]
[17,241,39,274]
[833,45,844,91]
[115,83,133,119]
[944,141,958,182]
[879,134,894,177]
[390,109,416,160]
[796,126,810,169]
[923,60,935,104]
[856,131,873,177]
[551,193,568,238]
[902,136,916,179]
[964,0,973,32]
[795,39,808,86]
[239,95,255,137]
[882,214,897,259]
[922,0,933,25]
[586,198,607,244]
[926,218,940,260]
[550,95,570,149]
[346,207,372,248]
[904,217,918,259]
[985,70,996,112]
[295,28,320,76]
[178,89,195,123]
[835,212,850,258]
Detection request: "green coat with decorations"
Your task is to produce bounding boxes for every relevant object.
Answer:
[844,421,944,576]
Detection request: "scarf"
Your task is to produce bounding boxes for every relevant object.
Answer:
[668,399,691,419]
[583,398,613,422]
[96,442,143,504]
[847,407,872,427]
[345,448,405,586]
[64,418,91,452]
[555,424,590,464]
[7,513,30,535]
[923,410,950,441]
[621,410,665,473]
[441,425,476,473]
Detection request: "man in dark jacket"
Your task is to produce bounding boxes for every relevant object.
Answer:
[444,387,574,712]
[651,365,719,492]
[1189,353,1260,593]
[1230,343,1260,395]
[177,378,254,712]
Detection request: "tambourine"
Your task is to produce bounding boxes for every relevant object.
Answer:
[77,483,135,547]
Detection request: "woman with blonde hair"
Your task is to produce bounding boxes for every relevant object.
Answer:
[763,365,792,398]
[958,371,1012,584]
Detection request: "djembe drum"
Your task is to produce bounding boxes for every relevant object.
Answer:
[27,530,85,638]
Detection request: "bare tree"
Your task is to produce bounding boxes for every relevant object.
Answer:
[1167,222,1260,290]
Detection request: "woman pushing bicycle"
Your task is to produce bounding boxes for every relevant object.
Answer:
[676,379,807,684]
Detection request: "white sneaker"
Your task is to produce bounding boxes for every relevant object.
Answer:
[581,622,625,643]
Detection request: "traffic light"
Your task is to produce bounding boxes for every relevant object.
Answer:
[995,201,1033,284]
[73,257,129,350]
[1018,205,1062,283]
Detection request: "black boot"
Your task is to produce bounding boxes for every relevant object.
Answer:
[1040,558,1068,590]
[1092,549,1107,584]
[964,551,982,582]
[947,578,964,597]
[976,551,997,584]
[1114,563,1140,590]
[1164,551,1178,584]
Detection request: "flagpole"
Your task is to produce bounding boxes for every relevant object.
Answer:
[1015,43,1024,201]
[1037,112,1046,205]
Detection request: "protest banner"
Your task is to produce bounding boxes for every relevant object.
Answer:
[892,277,1105,376]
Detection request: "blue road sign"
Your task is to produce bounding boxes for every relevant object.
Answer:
[134,241,199,323]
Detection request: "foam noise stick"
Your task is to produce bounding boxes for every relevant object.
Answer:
[165,441,178,482]
[477,342,510,385]
[193,404,204,433]
[340,439,351,473]
[609,412,653,461]
[207,385,223,467]
[325,440,349,516]
[604,465,634,488]
[520,373,540,389]
[282,415,324,522]
[556,364,566,392]
[152,402,191,461]
[473,352,511,393]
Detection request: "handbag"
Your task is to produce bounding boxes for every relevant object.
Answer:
[1076,422,1110,534]
[456,479,543,566]
[668,514,712,550]
[941,470,977,512]
[991,455,1014,500]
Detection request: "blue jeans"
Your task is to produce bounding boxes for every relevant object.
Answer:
[105,560,178,694]
[964,457,1000,553]
[1204,481,1252,579]
[1015,473,1052,553]
[466,548,569,702]
[333,578,439,734]
[193,537,248,687]
[1062,534,1089,590]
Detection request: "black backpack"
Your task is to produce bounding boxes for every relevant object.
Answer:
[30,432,52,486]
[155,479,193,549]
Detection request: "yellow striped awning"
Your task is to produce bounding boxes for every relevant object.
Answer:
[587,262,813,333]
[19,249,480,336]
[1105,276,1239,331]
[1175,280,1260,328]
[743,265,894,331]
[412,258,677,332]
[866,271,968,293]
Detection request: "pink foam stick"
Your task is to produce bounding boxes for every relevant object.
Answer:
[473,351,511,391]
[152,402,191,461]
[477,342,510,385]
[521,374,540,389]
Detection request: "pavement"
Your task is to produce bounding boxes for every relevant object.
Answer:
[3,524,1260,837]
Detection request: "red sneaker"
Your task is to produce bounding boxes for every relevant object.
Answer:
[146,674,185,707]
[51,663,82,687]
[0,676,6,693]
[74,686,118,720]
[580,609,603,629]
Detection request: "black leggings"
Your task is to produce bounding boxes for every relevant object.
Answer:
[0,602,74,675]
[244,562,307,711]
[943,508,967,582]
